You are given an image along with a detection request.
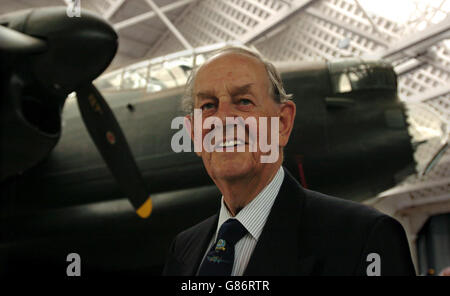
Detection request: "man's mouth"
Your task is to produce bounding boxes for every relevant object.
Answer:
[215,139,246,149]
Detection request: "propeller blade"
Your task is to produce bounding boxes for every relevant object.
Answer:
[0,25,47,53]
[75,83,152,218]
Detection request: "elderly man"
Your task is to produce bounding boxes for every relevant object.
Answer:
[162,46,415,276]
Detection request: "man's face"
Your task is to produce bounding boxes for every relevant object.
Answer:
[189,53,282,183]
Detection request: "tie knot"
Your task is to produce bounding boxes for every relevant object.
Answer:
[197,219,247,276]
[216,218,247,246]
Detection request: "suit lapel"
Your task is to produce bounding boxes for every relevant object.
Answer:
[182,214,218,275]
[244,167,316,276]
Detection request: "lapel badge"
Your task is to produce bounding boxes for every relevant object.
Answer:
[207,255,224,263]
[215,239,226,251]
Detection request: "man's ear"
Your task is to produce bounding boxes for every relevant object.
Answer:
[184,114,202,156]
[278,100,296,148]
[184,114,193,139]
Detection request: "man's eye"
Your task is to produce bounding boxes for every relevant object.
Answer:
[201,103,215,110]
[239,99,252,105]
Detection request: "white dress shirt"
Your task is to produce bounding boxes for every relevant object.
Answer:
[199,166,285,276]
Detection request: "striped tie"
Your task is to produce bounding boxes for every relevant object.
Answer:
[198,219,247,276]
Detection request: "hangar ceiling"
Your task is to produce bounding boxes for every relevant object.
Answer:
[1,0,449,245]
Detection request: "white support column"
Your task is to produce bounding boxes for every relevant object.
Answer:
[395,58,425,76]
[144,0,193,50]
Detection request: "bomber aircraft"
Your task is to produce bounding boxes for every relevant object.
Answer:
[0,7,417,276]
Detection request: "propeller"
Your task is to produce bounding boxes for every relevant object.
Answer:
[0,7,152,218]
[75,83,152,218]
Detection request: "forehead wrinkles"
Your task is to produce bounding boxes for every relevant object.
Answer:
[194,53,269,97]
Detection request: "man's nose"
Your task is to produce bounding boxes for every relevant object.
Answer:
[215,98,236,124]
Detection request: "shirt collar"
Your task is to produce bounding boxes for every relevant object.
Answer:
[216,166,285,240]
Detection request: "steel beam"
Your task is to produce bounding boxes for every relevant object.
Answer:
[246,0,280,14]
[353,0,383,36]
[395,59,426,76]
[305,7,389,47]
[144,0,193,50]
[222,0,266,23]
[417,54,450,74]
[103,0,126,20]
[395,55,450,76]
[203,1,253,31]
[377,15,450,59]
[406,84,450,103]
[239,0,318,44]
[377,177,450,199]
[275,0,293,7]
[114,0,195,30]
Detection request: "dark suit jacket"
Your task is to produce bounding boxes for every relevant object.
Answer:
[163,167,416,276]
